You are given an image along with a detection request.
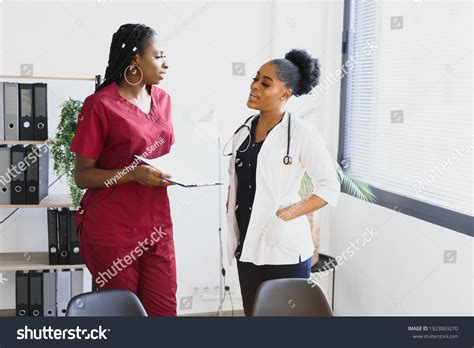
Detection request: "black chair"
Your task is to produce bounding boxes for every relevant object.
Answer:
[66,289,148,317]
[251,278,334,317]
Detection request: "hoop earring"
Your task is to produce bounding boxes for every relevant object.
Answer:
[124,64,143,86]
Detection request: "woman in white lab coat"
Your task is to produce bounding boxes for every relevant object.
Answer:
[226,49,340,316]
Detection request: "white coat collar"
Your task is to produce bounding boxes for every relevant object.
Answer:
[245,110,290,129]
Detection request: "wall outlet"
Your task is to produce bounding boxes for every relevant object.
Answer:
[202,284,212,296]
[191,284,201,296]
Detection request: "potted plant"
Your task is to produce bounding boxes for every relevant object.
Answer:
[50,98,84,208]
[297,108,376,266]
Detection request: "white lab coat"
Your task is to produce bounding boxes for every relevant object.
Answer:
[226,111,340,266]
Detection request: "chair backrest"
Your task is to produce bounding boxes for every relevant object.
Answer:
[252,278,333,317]
[66,289,148,317]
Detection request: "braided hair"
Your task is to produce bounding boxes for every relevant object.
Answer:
[270,49,320,97]
[96,23,157,91]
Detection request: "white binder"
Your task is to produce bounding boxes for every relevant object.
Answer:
[42,270,57,317]
[56,270,71,317]
[0,146,11,204]
[4,83,19,141]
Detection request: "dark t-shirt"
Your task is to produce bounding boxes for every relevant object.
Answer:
[234,115,283,259]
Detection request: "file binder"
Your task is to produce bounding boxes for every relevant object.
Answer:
[68,209,83,264]
[42,270,57,317]
[4,82,19,141]
[0,83,4,140]
[15,271,29,317]
[19,83,34,141]
[29,271,43,317]
[33,83,48,141]
[25,145,48,204]
[47,208,59,265]
[11,145,26,204]
[70,269,84,299]
[56,270,71,317]
[58,208,70,265]
[0,146,11,204]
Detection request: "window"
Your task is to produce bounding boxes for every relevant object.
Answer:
[338,0,472,235]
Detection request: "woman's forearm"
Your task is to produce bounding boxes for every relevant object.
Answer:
[276,194,328,221]
[75,166,135,190]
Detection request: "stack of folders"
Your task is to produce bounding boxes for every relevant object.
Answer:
[47,208,83,266]
[16,269,84,317]
[0,82,48,141]
[0,144,49,205]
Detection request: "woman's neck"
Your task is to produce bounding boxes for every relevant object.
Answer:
[118,81,150,100]
[258,109,286,129]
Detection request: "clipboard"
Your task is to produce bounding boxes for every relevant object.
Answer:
[134,154,222,188]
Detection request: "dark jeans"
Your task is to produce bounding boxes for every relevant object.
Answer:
[237,256,312,316]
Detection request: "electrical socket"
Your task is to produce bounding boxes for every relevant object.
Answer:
[190,284,201,296]
[202,284,212,296]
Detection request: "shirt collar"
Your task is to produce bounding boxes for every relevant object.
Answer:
[245,111,290,130]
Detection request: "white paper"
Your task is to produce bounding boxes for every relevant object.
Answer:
[134,154,222,187]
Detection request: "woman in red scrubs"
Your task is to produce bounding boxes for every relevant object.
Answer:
[70,23,177,316]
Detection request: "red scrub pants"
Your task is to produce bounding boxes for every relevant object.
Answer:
[80,233,177,316]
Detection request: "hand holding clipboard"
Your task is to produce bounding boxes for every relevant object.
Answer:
[134,154,222,188]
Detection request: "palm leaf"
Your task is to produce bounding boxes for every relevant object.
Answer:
[335,164,376,202]
[296,110,376,203]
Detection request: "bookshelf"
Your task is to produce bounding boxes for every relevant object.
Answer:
[0,74,100,316]
[0,194,73,209]
[0,140,50,145]
[0,252,85,272]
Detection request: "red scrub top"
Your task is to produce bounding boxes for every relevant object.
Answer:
[70,82,175,247]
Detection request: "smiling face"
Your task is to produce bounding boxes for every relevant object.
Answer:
[132,35,168,85]
[247,62,292,112]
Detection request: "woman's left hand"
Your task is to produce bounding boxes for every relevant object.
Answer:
[275,208,291,221]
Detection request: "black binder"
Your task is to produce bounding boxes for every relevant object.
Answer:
[47,208,59,265]
[15,271,29,317]
[58,208,70,265]
[29,271,43,317]
[11,145,26,204]
[68,209,83,265]
[33,83,48,141]
[25,145,48,204]
[19,83,34,141]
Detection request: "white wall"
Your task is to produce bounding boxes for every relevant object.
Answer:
[1,0,470,317]
[0,2,3,73]
[332,196,472,316]
[0,0,274,314]
[324,0,473,316]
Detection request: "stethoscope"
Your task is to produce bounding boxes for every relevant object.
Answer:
[223,112,292,165]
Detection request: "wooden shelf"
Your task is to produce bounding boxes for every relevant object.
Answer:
[0,75,96,82]
[0,252,85,272]
[0,309,16,317]
[0,140,50,145]
[0,194,74,208]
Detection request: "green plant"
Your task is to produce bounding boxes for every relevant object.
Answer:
[50,98,84,208]
[297,107,376,202]
[335,163,376,202]
[299,161,376,203]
